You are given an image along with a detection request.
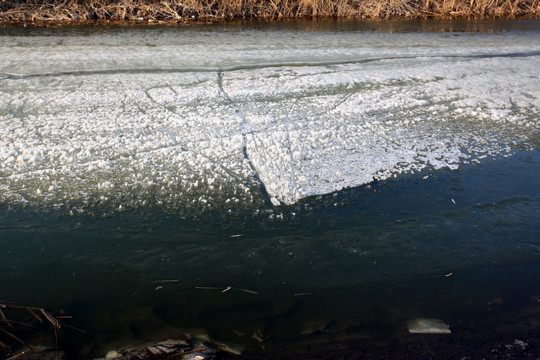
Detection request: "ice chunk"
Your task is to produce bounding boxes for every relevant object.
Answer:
[408,318,451,334]
[0,28,538,212]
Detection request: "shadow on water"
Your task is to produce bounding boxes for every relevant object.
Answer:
[1,150,539,358]
[2,17,540,36]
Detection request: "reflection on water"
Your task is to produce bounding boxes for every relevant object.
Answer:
[2,18,539,35]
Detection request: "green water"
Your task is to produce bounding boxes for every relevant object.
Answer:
[0,19,539,359]
[1,150,539,358]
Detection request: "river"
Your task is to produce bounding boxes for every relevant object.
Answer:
[0,19,539,359]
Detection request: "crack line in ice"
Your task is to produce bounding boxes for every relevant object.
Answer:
[140,87,253,183]
[117,93,128,146]
[2,41,539,211]
[283,122,297,202]
[2,51,538,80]
[142,88,216,143]
[217,71,271,203]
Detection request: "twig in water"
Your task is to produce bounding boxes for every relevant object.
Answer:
[111,263,137,275]
[0,303,82,356]
[196,286,258,294]
[39,308,61,350]
[519,242,540,250]
[0,340,13,353]
[25,308,42,324]
[171,346,207,357]
[0,328,33,352]
[39,308,61,332]
[0,320,32,329]
[239,288,258,295]
[0,308,13,328]
[195,286,223,290]
[6,352,30,360]
[63,324,86,334]
[131,286,142,297]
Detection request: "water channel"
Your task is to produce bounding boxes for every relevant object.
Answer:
[1,19,539,359]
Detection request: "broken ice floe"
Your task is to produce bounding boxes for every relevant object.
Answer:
[408,318,451,334]
[0,29,538,211]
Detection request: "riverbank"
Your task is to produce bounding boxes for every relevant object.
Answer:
[0,0,538,26]
[2,297,540,359]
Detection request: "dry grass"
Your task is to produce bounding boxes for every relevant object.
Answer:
[1,303,83,358]
[0,0,538,24]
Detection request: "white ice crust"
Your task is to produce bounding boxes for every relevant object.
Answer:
[0,28,539,211]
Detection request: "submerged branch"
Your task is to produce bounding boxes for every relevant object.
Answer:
[0,328,33,352]
[0,303,80,358]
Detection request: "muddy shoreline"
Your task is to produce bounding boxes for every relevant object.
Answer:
[3,301,540,359]
[235,298,540,359]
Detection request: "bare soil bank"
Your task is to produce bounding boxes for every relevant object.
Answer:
[0,0,538,26]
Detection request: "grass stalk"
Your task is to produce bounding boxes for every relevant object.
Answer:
[0,0,538,24]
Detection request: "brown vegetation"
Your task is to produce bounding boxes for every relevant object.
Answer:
[0,0,538,25]
[1,303,83,358]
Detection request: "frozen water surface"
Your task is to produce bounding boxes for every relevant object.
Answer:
[0,22,539,211]
[0,22,539,358]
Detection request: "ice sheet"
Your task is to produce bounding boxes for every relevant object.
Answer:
[0,27,539,211]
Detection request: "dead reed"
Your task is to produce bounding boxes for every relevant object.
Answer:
[0,303,83,358]
[0,0,538,24]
